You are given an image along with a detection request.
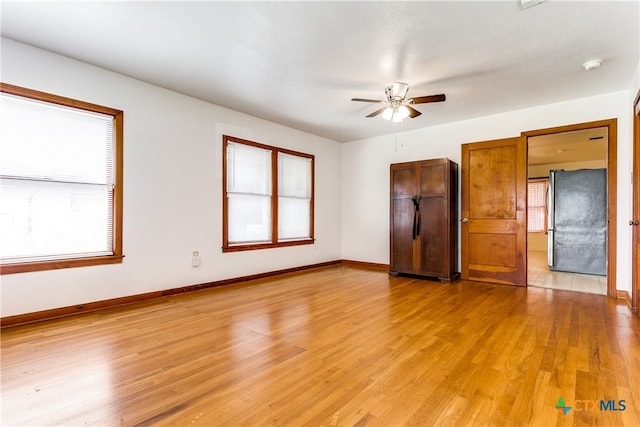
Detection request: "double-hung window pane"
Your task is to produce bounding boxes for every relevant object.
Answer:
[1,92,116,264]
[278,153,311,240]
[226,142,272,243]
[222,135,314,251]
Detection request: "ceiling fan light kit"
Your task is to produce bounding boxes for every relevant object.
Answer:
[381,105,410,122]
[351,82,446,123]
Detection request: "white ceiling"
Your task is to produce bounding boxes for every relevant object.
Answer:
[528,127,607,166]
[1,1,638,143]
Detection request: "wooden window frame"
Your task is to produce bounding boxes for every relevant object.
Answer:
[0,83,124,274]
[222,135,314,252]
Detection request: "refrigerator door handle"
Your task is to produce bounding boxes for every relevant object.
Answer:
[547,228,554,267]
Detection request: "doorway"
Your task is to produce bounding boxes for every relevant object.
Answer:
[523,119,617,297]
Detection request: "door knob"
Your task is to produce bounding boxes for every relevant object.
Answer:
[630,220,639,226]
[461,217,468,223]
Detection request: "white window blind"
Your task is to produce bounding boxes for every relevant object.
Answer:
[226,141,272,243]
[527,179,548,233]
[0,92,115,263]
[278,152,311,240]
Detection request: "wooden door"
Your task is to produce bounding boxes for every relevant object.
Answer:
[461,137,527,286]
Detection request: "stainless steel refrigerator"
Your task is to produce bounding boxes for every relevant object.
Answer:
[547,169,607,275]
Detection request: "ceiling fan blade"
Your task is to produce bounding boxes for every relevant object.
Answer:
[409,94,446,104]
[366,107,387,118]
[406,106,422,118]
[352,98,385,103]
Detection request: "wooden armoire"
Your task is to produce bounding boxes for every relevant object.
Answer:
[389,158,459,282]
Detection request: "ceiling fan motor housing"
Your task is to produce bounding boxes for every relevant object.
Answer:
[386,82,409,102]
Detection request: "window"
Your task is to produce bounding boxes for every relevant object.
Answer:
[0,83,123,274]
[222,135,314,251]
[527,178,548,233]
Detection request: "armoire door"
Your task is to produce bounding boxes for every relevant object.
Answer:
[390,163,418,273]
[461,137,527,286]
[418,160,453,277]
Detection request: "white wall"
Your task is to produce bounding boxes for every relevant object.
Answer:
[341,91,634,293]
[528,233,547,253]
[0,38,342,317]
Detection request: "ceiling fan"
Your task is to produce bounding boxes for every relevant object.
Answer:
[351,82,445,122]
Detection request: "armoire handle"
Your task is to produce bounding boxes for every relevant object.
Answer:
[412,195,421,239]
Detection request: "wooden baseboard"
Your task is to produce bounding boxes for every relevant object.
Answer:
[2,260,630,328]
[616,290,631,307]
[340,259,390,271]
[0,290,169,328]
[1,260,342,328]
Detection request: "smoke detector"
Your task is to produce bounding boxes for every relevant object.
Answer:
[582,59,602,71]
[517,0,547,10]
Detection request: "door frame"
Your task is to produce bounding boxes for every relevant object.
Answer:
[522,118,617,297]
[632,91,640,314]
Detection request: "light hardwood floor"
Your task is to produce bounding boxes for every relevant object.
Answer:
[2,265,639,426]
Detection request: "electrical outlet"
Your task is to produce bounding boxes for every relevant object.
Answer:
[192,250,201,267]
